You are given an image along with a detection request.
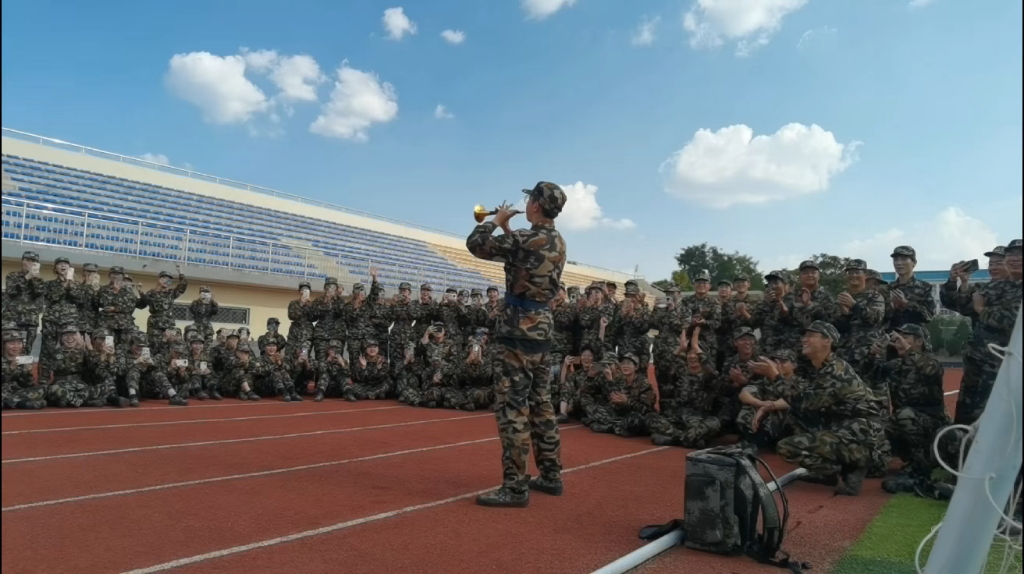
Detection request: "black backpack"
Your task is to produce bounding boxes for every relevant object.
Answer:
[639,446,810,573]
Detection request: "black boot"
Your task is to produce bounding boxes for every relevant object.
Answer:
[476,487,529,508]
[210,389,223,400]
[169,395,189,407]
[314,390,325,402]
[107,395,129,408]
[837,465,868,496]
[528,476,564,496]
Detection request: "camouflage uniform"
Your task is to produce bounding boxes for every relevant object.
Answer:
[753,273,802,354]
[457,353,495,410]
[138,270,188,351]
[2,331,46,409]
[584,355,656,437]
[831,263,887,374]
[3,252,44,355]
[682,278,722,359]
[77,263,101,336]
[255,340,302,401]
[775,322,890,490]
[790,274,841,333]
[387,283,419,377]
[549,295,577,404]
[284,345,316,396]
[438,289,465,350]
[124,336,186,405]
[716,281,738,369]
[466,182,567,505]
[577,286,616,359]
[83,328,126,407]
[650,294,691,393]
[185,338,219,399]
[349,343,392,401]
[95,267,140,348]
[735,349,799,449]
[257,319,289,356]
[717,330,763,434]
[188,286,218,346]
[316,341,350,401]
[38,258,84,382]
[418,335,461,408]
[646,350,721,447]
[615,283,652,370]
[483,288,503,334]
[312,277,344,367]
[887,247,936,330]
[559,362,601,417]
[287,282,316,354]
[866,327,949,478]
[393,342,423,405]
[224,343,261,400]
[45,326,90,408]
[344,280,382,363]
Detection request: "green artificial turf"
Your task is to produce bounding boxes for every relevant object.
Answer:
[833,494,1022,574]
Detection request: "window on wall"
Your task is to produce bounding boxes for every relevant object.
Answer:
[170,304,250,325]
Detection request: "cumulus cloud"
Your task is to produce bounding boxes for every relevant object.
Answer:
[557,182,636,231]
[310,64,399,141]
[660,123,861,208]
[522,0,578,20]
[440,29,466,45]
[434,104,454,119]
[383,7,417,40]
[683,0,809,57]
[166,52,270,124]
[631,16,660,46]
[908,0,937,8]
[844,207,999,270]
[797,25,837,50]
[268,55,325,102]
[137,153,170,165]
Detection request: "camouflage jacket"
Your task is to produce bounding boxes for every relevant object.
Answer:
[551,301,576,356]
[717,298,740,344]
[720,353,766,400]
[437,302,464,341]
[832,289,886,356]
[50,346,87,379]
[188,299,219,326]
[966,279,1022,352]
[2,357,36,392]
[888,276,935,330]
[605,373,657,415]
[312,295,345,340]
[731,294,759,328]
[663,354,719,414]
[781,354,886,429]
[257,332,289,354]
[387,300,419,343]
[483,300,503,332]
[465,304,490,331]
[683,295,722,348]
[85,348,122,384]
[185,350,214,378]
[466,220,566,352]
[614,301,651,355]
[868,350,946,414]
[577,301,615,353]
[791,287,840,329]
[95,284,139,331]
[456,360,493,389]
[287,299,316,341]
[344,281,383,342]
[77,283,100,331]
[650,303,691,357]
[352,356,389,385]
[40,278,83,327]
[320,355,350,382]
[416,300,441,325]
[211,345,239,374]
[753,293,802,353]
[565,366,602,397]
[419,338,459,386]
[3,270,44,326]
[139,277,188,331]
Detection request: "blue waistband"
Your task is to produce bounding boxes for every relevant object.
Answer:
[504,294,549,311]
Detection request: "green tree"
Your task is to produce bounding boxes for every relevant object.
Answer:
[652,269,692,292]
[670,243,764,290]
[927,318,948,355]
[809,253,854,297]
[945,320,971,356]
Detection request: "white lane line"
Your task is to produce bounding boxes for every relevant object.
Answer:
[2,414,490,464]
[1,400,342,417]
[2,425,585,513]
[121,445,669,574]
[945,390,960,396]
[2,406,404,435]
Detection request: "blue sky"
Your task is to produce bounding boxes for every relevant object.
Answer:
[2,0,1021,280]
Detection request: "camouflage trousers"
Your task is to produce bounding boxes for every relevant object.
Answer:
[349,380,393,401]
[288,325,314,356]
[190,374,219,394]
[38,322,71,382]
[646,407,721,448]
[2,383,47,409]
[736,405,789,449]
[393,370,421,405]
[549,351,567,406]
[420,383,447,407]
[557,378,583,415]
[887,407,951,477]
[85,378,121,406]
[776,417,888,477]
[585,405,650,437]
[192,321,215,346]
[955,344,1003,426]
[494,346,562,493]
[260,371,296,396]
[47,375,89,407]
[219,371,252,397]
[139,372,174,399]
[464,386,495,409]
[316,372,347,397]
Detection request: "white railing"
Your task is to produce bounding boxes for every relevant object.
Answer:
[0,198,487,291]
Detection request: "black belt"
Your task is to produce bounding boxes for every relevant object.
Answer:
[504,294,548,312]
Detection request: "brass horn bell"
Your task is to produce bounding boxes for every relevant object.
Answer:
[473,204,523,223]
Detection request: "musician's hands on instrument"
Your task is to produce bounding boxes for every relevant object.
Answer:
[492,202,518,232]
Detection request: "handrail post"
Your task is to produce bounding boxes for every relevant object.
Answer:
[228,236,234,269]
[82,212,89,251]
[136,222,142,256]
[183,229,190,265]
[268,244,273,274]
[303,248,310,279]
[20,202,27,243]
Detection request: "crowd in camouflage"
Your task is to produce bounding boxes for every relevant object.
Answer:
[3,235,1021,502]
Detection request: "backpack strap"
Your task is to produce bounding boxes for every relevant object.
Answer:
[735,454,813,573]
[638,519,685,542]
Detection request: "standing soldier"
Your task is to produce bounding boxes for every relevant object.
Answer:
[791,260,840,331]
[287,281,316,356]
[137,265,188,352]
[484,285,502,332]
[888,246,936,330]
[78,263,102,345]
[95,266,139,349]
[388,282,418,378]
[683,270,722,358]
[466,181,567,508]
[866,270,893,326]
[345,270,382,361]
[188,286,219,346]
[3,251,43,356]
[257,318,288,355]
[832,259,886,374]
[38,257,82,383]
[439,287,464,349]
[651,285,690,391]
[617,281,652,370]
[753,271,801,354]
[550,284,576,405]
[312,277,344,365]
[716,279,737,369]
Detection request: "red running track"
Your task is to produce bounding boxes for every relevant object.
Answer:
[1,370,963,574]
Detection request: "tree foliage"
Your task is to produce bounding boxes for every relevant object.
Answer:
[662,243,765,291]
[809,253,855,297]
[945,319,972,356]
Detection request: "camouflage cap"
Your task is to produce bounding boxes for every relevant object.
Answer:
[60,325,80,335]
[522,182,567,217]
[891,245,917,260]
[733,326,756,341]
[805,320,840,345]
[109,266,125,275]
[169,342,187,354]
[236,346,252,354]
[717,279,732,287]
[486,285,499,293]
[458,289,470,297]
[895,323,926,339]
[225,329,240,339]
[798,260,819,271]
[586,282,604,292]
[83,263,99,272]
[131,333,148,346]
[770,348,796,363]
[92,327,110,339]
[183,324,198,333]
[445,287,457,294]
[733,274,750,283]
[298,281,312,290]
[399,282,413,290]
[692,270,711,283]
[431,320,446,329]
[1006,239,1023,251]
[619,352,640,366]
[984,246,1006,258]
[865,269,888,285]
[421,283,433,291]
[236,327,250,336]
[123,274,134,282]
[327,339,343,350]
[364,339,379,349]
[189,336,206,345]
[54,257,71,266]
[605,281,618,289]
[476,327,490,337]
[2,330,26,343]
[352,283,365,292]
[567,285,581,295]
[324,277,339,287]
[159,270,173,279]
[263,338,280,349]
[624,283,640,295]
[199,285,211,293]
[663,283,680,293]
[2,321,20,331]
[624,279,638,288]
[765,270,789,282]
[267,317,281,325]
[845,259,868,271]
[470,288,483,296]
[21,251,40,261]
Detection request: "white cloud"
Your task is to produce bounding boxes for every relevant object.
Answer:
[631,16,660,46]
[522,0,578,20]
[137,153,170,165]
[797,25,837,50]
[240,48,279,72]
[383,7,417,40]
[310,64,399,141]
[165,52,270,124]
[908,0,937,9]
[269,55,325,102]
[683,0,809,57]
[440,29,466,45]
[844,207,999,270]
[557,182,636,231]
[660,123,860,208]
[434,104,454,119]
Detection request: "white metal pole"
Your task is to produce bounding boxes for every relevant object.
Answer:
[925,309,1023,574]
